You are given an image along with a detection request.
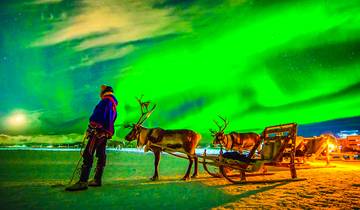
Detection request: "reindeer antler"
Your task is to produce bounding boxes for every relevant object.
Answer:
[212,115,229,133]
[136,96,157,125]
[209,128,217,135]
[217,115,229,132]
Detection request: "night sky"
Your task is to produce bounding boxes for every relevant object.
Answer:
[0,0,359,143]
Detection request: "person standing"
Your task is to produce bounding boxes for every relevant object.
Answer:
[66,85,118,191]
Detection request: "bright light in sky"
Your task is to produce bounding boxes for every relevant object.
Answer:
[6,111,28,129]
[0,0,360,139]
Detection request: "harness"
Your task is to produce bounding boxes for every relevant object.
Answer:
[230,134,234,150]
[145,128,155,144]
[147,129,164,143]
[135,127,162,148]
[231,133,245,150]
[134,126,145,146]
[222,133,244,151]
[220,135,232,150]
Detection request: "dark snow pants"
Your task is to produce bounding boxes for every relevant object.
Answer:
[80,132,108,182]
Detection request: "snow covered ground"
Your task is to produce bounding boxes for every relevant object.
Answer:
[0,150,359,209]
[206,161,360,209]
[0,146,222,155]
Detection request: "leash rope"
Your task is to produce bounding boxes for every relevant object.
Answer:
[68,131,88,185]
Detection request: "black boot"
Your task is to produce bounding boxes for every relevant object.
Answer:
[65,181,88,191]
[65,165,91,191]
[88,167,104,187]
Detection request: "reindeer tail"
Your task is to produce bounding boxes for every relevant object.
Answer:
[193,133,202,148]
[196,133,202,142]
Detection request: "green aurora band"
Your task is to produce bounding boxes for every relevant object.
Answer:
[0,0,359,142]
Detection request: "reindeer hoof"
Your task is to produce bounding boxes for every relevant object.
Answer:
[150,176,159,181]
[191,174,198,179]
[181,176,191,181]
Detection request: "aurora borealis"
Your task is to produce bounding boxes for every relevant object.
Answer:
[0,0,359,142]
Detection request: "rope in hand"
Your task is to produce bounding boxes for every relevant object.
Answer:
[50,131,88,188]
[67,131,88,185]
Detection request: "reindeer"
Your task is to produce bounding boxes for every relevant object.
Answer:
[210,116,261,154]
[125,97,202,181]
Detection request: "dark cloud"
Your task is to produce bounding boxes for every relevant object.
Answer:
[298,116,360,137]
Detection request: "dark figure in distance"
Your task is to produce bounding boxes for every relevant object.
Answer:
[66,85,118,191]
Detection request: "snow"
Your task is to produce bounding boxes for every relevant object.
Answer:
[0,150,359,209]
[0,146,221,154]
[206,161,360,209]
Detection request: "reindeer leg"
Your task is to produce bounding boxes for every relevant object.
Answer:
[150,149,161,181]
[181,155,193,181]
[191,156,198,178]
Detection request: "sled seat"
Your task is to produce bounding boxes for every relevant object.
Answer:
[222,152,254,163]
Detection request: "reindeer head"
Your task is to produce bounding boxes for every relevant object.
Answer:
[125,96,156,142]
[210,116,229,145]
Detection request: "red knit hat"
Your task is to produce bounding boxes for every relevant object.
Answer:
[100,85,114,94]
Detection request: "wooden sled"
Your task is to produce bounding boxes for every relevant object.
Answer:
[202,123,307,184]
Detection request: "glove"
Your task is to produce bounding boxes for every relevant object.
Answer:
[86,124,95,138]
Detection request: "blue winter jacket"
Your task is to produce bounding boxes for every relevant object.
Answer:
[89,94,118,136]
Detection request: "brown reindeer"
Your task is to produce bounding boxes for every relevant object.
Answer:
[125,97,202,181]
[210,116,261,154]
